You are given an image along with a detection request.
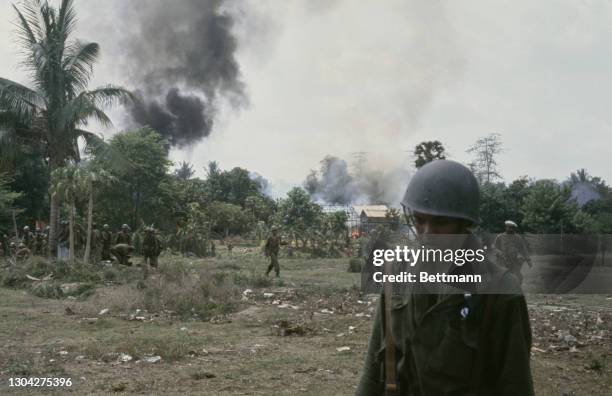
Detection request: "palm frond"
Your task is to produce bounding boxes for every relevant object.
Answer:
[63,41,99,90]
[0,77,44,123]
[57,0,77,43]
[59,86,133,129]
[79,129,132,173]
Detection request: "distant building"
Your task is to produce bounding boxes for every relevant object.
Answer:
[349,204,394,235]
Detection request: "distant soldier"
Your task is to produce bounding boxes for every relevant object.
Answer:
[15,242,31,261]
[9,241,17,256]
[22,226,34,250]
[90,223,101,263]
[493,220,532,285]
[115,224,132,245]
[100,224,113,260]
[33,229,45,255]
[264,226,281,277]
[210,240,216,257]
[142,227,160,268]
[110,243,134,266]
[226,238,234,256]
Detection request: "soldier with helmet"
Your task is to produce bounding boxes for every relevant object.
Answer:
[493,220,532,285]
[357,160,534,395]
[110,243,134,266]
[264,226,281,277]
[141,226,161,269]
[33,228,45,256]
[115,224,132,245]
[22,226,34,250]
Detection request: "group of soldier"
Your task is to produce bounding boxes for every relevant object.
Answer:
[0,222,163,272]
[0,225,47,261]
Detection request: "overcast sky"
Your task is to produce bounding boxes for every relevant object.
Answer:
[1,0,611,197]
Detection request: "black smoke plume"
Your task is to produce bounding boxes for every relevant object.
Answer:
[124,0,246,147]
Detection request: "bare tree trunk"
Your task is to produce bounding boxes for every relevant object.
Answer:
[84,183,93,264]
[11,209,18,239]
[69,201,75,266]
[48,194,59,258]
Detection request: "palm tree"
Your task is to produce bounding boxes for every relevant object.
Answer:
[0,0,132,257]
[50,164,85,265]
[81,166,115,264]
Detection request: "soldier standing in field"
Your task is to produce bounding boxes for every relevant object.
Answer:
[357,160,533,396]
[264,226,281,277]
[493,220,532,285]
[100,224,113,261]
[142,227,160,268]
[115,224,132,245]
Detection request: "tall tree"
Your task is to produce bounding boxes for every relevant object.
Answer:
[81,166,116,264]
[50,164,86,265]
[0,0,132,257]
[414,140,446,169]
[466,133,503,183]
[174,161,195,181]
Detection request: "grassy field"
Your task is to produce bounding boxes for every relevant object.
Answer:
[0,247,611,395]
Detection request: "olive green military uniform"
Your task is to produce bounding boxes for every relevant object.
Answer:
[265,234,281,276]
[356,236,534,396]
[110,243,134,266]
[33,232,45,256]
[493,233,531,285]
[142,230,160,268]
[22,229,34,250]
[115,230,132,245]
[100,229,113,260]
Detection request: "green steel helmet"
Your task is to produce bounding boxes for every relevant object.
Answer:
[401,159,480,224]
[121,224,129,230]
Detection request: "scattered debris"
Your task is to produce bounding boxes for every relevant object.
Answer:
[336,346,351,352]
[274,319,314,336]
[99,308,110,316]
[242,289,253,301]
[263,292,275,298]
[26,274,41,281]
[119,353,133,363]
[143,355,162,363]
[210,314,232,324]
[64,306,74,315]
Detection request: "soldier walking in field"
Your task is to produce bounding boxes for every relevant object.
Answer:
[100,224,113,261]
[493,220,532,285]
[357,160,534,396]
[264,226,281,277]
